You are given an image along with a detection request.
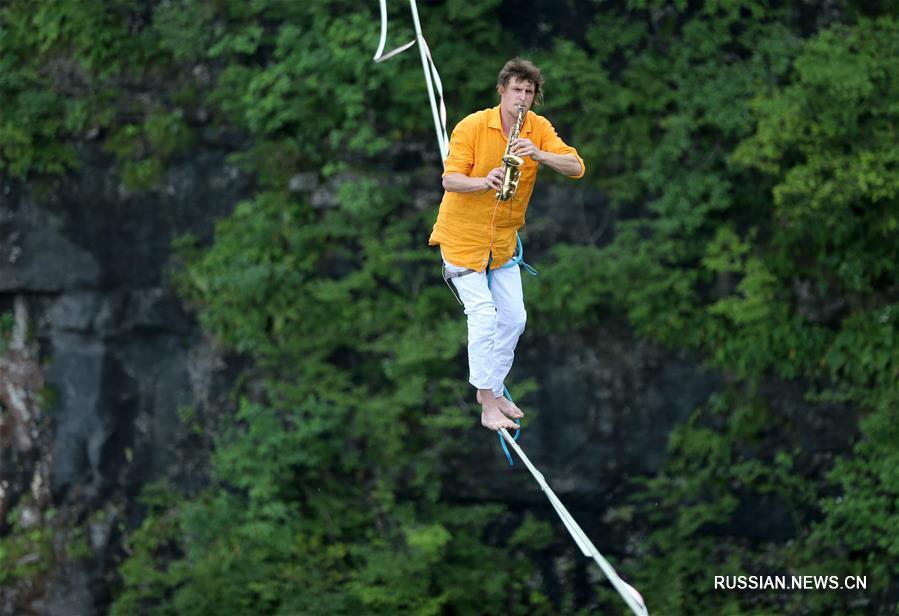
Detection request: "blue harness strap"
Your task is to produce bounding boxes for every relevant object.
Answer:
[486,234,537,466]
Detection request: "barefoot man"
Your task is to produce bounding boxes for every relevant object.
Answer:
[429,58,585,431]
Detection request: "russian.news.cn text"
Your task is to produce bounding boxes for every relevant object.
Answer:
[714,575,866,591]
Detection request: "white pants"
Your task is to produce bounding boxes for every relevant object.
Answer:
[444,257,527,397]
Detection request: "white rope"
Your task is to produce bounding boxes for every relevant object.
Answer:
[373,0,449,162]
[372,0,415,62]
[500,428,650,616]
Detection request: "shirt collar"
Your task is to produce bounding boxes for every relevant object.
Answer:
[489,105,532,134]
[489,105,503,130]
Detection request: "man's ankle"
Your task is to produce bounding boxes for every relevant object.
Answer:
[477,388,497,406]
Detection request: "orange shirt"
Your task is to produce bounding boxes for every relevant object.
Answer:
[428,105,584,271]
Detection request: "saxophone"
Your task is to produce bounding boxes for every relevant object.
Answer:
[497,104,526,201]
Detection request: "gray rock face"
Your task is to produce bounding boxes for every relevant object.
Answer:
[523,332,718,486]
[0,201,100,292]
[0,152,248,614]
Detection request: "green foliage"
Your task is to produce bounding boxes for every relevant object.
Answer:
[0,505,54,585]
[130,168,552,611]
[630,392,819,614]
[0,311,13,354]
[529,5,899,614]
[4,0,898,613]
[109,4,554,613]
[65,526,92,561]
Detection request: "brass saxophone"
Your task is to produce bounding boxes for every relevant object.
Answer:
[497,104,526,201]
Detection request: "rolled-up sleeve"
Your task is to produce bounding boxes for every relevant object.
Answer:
[538,118,585,179]
[442,118,475,177]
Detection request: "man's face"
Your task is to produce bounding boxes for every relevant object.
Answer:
[498,76,535,115]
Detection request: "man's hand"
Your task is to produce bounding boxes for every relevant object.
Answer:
[484,166,505,191]
[510,138,582,177]
[509,138,542,162]
[443,168,505,193]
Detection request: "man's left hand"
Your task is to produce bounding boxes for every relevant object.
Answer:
[510,138,542,162]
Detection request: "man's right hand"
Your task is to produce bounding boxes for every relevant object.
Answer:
[443,169,504,193]
[484,167,505,191]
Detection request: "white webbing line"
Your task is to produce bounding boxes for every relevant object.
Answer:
[373,0,449,162]
[500,428,650,616]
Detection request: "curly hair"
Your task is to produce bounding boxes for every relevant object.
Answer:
[496,58,544,106]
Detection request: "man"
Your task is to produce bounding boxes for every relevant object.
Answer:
[429,58,585,432]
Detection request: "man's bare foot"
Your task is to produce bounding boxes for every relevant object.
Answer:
[477,389,519,431]
[477,390,524,420]
[496,396,523,420]
[481,407,519,431]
